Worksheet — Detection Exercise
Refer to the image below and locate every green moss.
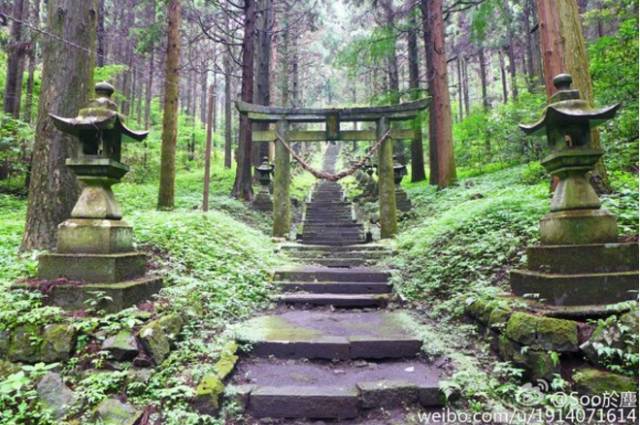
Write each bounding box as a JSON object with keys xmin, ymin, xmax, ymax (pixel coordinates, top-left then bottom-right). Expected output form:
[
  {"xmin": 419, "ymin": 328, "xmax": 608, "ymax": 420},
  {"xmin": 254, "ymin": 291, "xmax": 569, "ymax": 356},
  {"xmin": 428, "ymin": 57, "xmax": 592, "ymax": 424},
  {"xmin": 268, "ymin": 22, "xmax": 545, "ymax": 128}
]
[
  {"xmin": 573, "ymin": 368, "xmax": 637, "ymax": 394},
  {"xmin": 505, "ymin": 312, "xmax": 578, "ymax": 352},
  {"xmin": 41, "ymin": 323, "xmax": 75, "ymax": 362},
  {"xmin": 194, "ymin": 373, "xmax": 225, "ymax": 410},
  {"xmin": 213, "ymin": 341, "xmax": 239, "ymax": 380}
]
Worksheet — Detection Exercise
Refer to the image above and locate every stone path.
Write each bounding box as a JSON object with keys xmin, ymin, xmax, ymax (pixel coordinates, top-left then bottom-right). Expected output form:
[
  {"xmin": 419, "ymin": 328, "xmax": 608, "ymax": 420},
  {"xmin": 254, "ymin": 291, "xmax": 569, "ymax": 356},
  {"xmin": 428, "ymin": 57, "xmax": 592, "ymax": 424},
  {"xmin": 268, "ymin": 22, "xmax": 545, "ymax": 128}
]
[{"xmin": 228, "ymin": 144, "xmax": 443, "ymax": 421}]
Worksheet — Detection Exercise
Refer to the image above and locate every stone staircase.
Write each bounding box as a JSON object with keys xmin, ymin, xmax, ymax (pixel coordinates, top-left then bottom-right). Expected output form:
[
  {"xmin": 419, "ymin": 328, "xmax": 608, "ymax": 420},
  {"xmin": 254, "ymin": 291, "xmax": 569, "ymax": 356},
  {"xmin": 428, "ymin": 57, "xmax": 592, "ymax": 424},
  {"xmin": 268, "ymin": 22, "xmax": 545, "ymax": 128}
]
[{"xmin": 227, "ymin": 145, "xmax": 443, "ymax": 422}]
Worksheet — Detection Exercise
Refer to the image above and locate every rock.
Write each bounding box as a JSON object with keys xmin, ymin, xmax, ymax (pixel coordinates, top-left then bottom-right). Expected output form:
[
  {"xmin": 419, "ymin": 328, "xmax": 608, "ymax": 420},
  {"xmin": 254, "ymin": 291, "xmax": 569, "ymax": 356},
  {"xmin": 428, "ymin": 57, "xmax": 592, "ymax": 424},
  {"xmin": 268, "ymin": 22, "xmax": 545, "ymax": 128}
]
[
  {"xmin": 102, "ymin": 330, "xmax": 139, "ymax": 361},
  {"xmin": 214, "ymin": 341, "xmax": 238, "ymax": 380},
  {"xmin": 357, "ymin": 380, "xmax": 418, "ymax": 408},
  {"xmin": 0, "ymin": 330, "xmax": 10, "ymax": 354},
  {"xmin": 497, "ymin": 335, "xmax": 560, "ymax": 381},
  {"xmin": 505, "ymin": 312, "xmax": 579, "ymax": 352},
  {"xmin": 224, "ymin": 384, "xmax": 254, "ymax": 411},
  {"xmin": 93, "ymin": 398, "xmax": 142, "ymax": 425},
  {"xmin": 0, "ymin": 359, "xmax": 20, "ymax": 379},
  {"xmin": 127, "ymin": 368, "xmax": 154, "ymax": 385},
  {"xmin": 37, "ymin": 372, "xmax": 78, "ymax": 420},
  {"xmin": 572, "ymin": 368, "xmax": 637, "ymax": 394},
  {"xmin": 157, "ymin": 313, "xmax": 184, "ymax": 338},
  {"xmin": 41, "ymin": 324, "xmax": 76, "ymax": 362},
  {"xmin": 8, "ymin": 324, "xmax": 41, "ymax": 363},
  {"xmin": 192, "ymin": 373, "xmax": 225, "ymax": 414},
  {"xmin": 488, "ymin": 306, "xmax": 512, "ymax": 331},
  {"xmin": 138, "ymin": 320, "xmax": 170, "ymax": 364}
]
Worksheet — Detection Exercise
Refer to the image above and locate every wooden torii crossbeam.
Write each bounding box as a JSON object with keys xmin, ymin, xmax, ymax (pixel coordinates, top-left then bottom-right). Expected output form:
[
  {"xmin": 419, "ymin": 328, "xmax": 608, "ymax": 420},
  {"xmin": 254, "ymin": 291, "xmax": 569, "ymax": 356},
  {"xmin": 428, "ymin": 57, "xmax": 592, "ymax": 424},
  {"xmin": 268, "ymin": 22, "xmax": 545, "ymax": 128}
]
[{"xmin": 236, "ymin": 99, "xmax": 429, "ymax": 239}]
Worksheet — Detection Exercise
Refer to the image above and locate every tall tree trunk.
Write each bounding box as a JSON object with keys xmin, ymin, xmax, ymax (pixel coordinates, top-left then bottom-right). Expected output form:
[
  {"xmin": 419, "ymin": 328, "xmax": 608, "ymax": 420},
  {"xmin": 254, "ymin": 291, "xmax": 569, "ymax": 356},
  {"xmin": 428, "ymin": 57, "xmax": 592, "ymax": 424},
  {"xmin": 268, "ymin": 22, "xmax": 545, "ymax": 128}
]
[
  {"xmin": 422, "ymin": 0, "xmax": 456, "ymax": 188},
  {"xmin": 4, "ymin": 0, "xmax": 26, "ymax": 117},
  {"xmin": 23, "ymin": 0, "xmax": 40, "ymax": 124},
  {"xmin": 144, "ymin": 48, "xmax": 154, "ymax": 129},
  {"xmin": 503, "ymin": 0, "xmax": 518, "ymax": 100},
  {"xmin": 523, "ymin": 0, "xmax": 537, "ymax": 89},
  {"xmin": 536, "ymin": 0, "xmax": 609, "ymax": 191},
  {"xmin": 21, "ymin": 0, "xmax": 96, "ymax": 251},
  {"xmin": 97, "ymin": 0, "xmax": 106, "ymax": 66},
  {"xmin": 202, "ymin": 84, "xmax": 215, "ymax": 212},
  {"xmin": 478, "ymin": 47, "xmax": 489, "ymax": 110},
  {"xmin": 255, "ymin": 0, "xmax": 273, "ymax": 164},
  {"xmin": 200, "ymin": 56, "xmax": 209, "ymax": 127},
  {"xmin": 462, "ymin": 56, "xmax": 470, "ymax": 115},
  {"xmin": 499, "ymin": 49, "xmax": 508, "ymax": 104},
  {"xmin": 407, "ymin": 8, "xmax": 426, "ymax": 182},
  {"xmin": 456, "ymin": 57, "xmax": 464, "ymax": 121},
  {"xmin": 232, "ymin": 0, "xmax": 256, "ymax": 200},
  {"xmin": 157, "ymin": 0, "xmax": 181, "ymax": 209},
  {"xmin": 223, "ymin": 41, "xmax": 232, "ymax": 169}
]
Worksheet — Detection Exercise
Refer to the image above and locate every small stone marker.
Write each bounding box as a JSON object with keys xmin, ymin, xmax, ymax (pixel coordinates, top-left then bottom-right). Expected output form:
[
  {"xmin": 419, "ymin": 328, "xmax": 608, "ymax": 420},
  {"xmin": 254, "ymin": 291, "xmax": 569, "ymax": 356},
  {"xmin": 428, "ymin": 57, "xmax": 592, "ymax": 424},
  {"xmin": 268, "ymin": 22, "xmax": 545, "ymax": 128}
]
[
  {"xmin": 253, "ymin": 156, "xmax": 274, "ymax": 211},
  {"xmin": 392, "ymin": 156, "xmax": 412, "ymax": 212},
  {"xmin": 21, "ymin": 82, "xmax": 163, "ymax": 312},
  {"xmin": 511, "ymin": 73, "xmax": 639, "ymax": 306}
]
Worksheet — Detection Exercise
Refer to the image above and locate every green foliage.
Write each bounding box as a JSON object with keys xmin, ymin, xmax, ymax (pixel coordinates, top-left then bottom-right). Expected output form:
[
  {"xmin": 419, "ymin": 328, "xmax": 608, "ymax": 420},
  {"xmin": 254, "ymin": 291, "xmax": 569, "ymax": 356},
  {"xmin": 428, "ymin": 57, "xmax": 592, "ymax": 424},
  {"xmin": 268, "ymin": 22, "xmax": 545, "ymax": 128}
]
[{"xmin": 0, "ymin": 114, "xmax": 34, "ymax": 194}]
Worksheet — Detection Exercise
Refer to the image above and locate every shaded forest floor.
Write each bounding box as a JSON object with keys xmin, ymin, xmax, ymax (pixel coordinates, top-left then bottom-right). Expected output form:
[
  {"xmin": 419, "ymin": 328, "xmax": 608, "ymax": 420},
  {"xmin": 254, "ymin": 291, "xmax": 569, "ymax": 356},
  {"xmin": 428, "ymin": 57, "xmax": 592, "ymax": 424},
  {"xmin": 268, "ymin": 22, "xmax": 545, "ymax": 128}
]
[{"xmin": 0, "ymin": 158, "xmax": 637, "ymax": 423}]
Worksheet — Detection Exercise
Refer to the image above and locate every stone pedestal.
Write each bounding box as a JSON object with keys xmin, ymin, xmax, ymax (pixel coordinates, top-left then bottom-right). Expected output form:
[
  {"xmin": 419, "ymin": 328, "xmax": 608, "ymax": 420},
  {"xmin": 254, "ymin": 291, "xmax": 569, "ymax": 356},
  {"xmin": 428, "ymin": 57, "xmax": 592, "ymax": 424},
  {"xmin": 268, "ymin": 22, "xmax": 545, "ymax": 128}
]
[
  {"xmin": 395, "ymin": 188, "xmax": 412, "ymax": 212},
  {"xmin": 253, "ymin": 189, "xmax": 273, "ymax": 212}
]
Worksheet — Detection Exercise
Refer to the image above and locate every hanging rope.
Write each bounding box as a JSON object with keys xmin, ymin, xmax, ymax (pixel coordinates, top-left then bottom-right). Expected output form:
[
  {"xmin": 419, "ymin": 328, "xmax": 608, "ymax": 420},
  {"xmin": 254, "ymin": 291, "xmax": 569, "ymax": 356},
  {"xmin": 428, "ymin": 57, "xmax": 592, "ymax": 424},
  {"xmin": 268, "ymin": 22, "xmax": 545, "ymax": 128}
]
[{"xmin": 274, "ymin": 129, "xmax": 391, "ymax": 182}]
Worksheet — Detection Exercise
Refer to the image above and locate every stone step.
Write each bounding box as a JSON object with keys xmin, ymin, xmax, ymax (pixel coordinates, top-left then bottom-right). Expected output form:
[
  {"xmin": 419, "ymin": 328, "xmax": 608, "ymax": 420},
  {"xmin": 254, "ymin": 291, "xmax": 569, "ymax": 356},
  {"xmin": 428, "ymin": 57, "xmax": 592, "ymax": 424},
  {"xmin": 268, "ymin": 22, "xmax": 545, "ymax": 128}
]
[
  {"xmin": 286, "ymin": 251, "xmax": 386, "ymax": 259},
  {"xmin": 292, "ymin": 258, "xmax": 376, "ymax": 267},
  {"xmin": 301, "ymin": 239, "xmax": 366, "ymax": 246},
  {"xmin": 274, "ymin": 267, "xmax": 390, "ymax": 282},
  {"xmin": 280, "ymin": 244, "xmax": 389, "ymax": 252},
  {"xmin": 235, "ymin": 310, "xmax": 421, "ymax": 359},
  {"xmin": 228, "ymin": 358, "xmax": 442, "ymax": 419},
  {"xmin": 278, "ymin": 293, "xmax": 390, "ymax": 308},
  {"xmin": 279, "ymin": 281, "xmax": 392, "ymax": 294},
  {"xmin": 303, "ymin": 223, "xmax": 363, "ymax": 228}
]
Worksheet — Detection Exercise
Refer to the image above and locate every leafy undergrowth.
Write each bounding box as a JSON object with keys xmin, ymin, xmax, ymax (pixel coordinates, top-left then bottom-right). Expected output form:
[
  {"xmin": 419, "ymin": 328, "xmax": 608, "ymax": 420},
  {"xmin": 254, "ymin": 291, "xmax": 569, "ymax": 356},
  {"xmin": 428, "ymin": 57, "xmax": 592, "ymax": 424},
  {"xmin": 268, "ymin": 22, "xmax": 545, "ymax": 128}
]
[
  {"xmin": 392, "ymin": 164, "xmax": 639, "ymax": 412},
  {"xmin": 0, "ymin": 168, "xmax": 286, "ymax": 424}
]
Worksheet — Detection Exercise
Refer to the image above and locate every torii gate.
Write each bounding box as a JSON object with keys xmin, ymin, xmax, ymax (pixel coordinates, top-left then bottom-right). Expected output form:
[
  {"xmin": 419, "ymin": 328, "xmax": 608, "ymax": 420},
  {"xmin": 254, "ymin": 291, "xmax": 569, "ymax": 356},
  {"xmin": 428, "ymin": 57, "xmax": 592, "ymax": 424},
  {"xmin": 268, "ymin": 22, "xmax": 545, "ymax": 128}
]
[{"xmin": 237, "ymin": 99, "xmax": 429, "ymax": 239}]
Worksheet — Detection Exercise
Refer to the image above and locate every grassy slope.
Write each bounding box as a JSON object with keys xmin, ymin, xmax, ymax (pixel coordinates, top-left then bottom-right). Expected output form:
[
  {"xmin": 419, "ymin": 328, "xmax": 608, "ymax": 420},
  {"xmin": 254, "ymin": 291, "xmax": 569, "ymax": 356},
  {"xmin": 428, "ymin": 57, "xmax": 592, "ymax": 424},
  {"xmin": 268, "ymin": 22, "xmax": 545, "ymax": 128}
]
[
  {"xmin": 0, "ymin": 164, "xmax": 289, "ymax": 425},
  {"xmin": 390, "ymin": 164, "xmax": 638, "ymax": 411}
]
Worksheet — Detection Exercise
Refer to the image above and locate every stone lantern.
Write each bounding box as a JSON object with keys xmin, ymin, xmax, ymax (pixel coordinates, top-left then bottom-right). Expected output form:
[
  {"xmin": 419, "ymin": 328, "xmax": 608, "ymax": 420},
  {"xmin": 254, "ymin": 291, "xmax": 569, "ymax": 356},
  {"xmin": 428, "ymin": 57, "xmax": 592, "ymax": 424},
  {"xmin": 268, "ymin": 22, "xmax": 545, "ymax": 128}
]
[
  {"xmin": 393, "ymin": 156, "xmax": 411, "ymax": 212},
  {"xmin": 253, "ymin": 156, "xmax": 274, "ymax": 212},
  {"xmin": 510, "ymin": 74, "xmax": 638, "ymax": 307},
  {"xmin": 33, "ymin": 82, "xmax": 162, "ymax": 312}
]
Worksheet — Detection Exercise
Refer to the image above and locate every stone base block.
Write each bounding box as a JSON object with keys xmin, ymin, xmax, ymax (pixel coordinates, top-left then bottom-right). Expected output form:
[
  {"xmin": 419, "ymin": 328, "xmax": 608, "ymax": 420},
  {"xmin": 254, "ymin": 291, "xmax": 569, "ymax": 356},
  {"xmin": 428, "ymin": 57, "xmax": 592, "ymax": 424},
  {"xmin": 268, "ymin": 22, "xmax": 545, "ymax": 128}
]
[
  {"xmin": 395, "ymin": 189, "xmax": 412, "ymax": 212},
  {"xmin": 510, "ymin": 269, "xmax": 639, "ymax": 306},
  {"xmin": 252, "ymin": 191, "xmax": 273, "ymax": 212},
  {"xmin": 38, "ymin": 252, "xmax": 146, "ymax": 283},
  {"xmin": 14, "ymin": 276, "xmax": 163, "ymax": 313},
  {"xmin": 57, "ymin": 219, "xmax": 134, "ymax": 254},
  {"xmin": 540, "ymin": 209, "xmax": 618, "ymax": 245},
  {"xmin": 527, "ymin": 242, "xmax": 638, "ymax": 274}
]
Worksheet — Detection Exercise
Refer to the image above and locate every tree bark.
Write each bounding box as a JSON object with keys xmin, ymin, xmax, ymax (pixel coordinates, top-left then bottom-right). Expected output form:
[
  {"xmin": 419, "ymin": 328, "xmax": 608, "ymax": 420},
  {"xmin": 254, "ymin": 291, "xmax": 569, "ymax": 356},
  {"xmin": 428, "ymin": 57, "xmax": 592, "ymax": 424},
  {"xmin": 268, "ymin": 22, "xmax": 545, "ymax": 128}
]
[
  {"xmin": 407, "ymin": 8, "xmax": 426, "ymax": 182},
  {"xmin": 23, "ymin": 0, "xmax": 40, "ymax": 124},
  {"xmin": 157, "ymin": 0, "xmax": 181, "ymax": 209},
  {"xmin": 223, "ymin": 37, "xmax": 233, "ymax": 169},
  {"xmin": 478, "ymin": 47, "xmax": 489, "ymax": 110},
  {"xmin": 254, "ymin": 0, "xmax": 273, "ymax": 165},
  {"xmin": 499, "ymin": 49, "xmax": 508, "ymax": 104},
  {"xmin": 4, "ymin": 0, "xmax": 27, "ymax": 117},
  {"xmin": 21, "ymin": 0, "xmax": 96, "ymax": 251},
  {"xmin": 232, "ymin": 0, "xmax": 256, "ymax": 200},
  {"xmin": 97, "ymin": 0, "xmax": 106, "ymax": 66},
  {"xmin": 536, "ymin": 0, "xmax": 609, "ymax": 191},
  {"xmin": 422, "ymin": 0, "xmax": 456, "ymax": 188},
  {"xmin": 202, "ymin": 84, "xmax": 215, "ymax": 212}
]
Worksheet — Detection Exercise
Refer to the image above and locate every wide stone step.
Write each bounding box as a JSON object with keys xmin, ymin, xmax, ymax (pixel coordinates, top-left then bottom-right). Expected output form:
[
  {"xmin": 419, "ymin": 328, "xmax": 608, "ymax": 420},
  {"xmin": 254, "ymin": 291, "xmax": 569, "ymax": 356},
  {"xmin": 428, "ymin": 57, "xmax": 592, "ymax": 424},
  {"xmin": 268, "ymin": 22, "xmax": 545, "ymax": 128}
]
[
  {"xmin": 301, "ymin": 239, "xmax": 366, "ymax": 246},
  {"xmin": 228, "ymin": 358, "xmax": 442, "ymax": 419},
  {"xmin": 281, "ymin": 243, "xmax": 389, "ymax": 252},
  {"xmin": 286, "ymin": 251, "xmax": 386, "ymax": 259},
  {"xmin": 234, "ymin": 310, "xmax": 421, "ymax": 359},
  {"xmin": 274, "ymin": 267, "xmax": 390, "ymax": 282},
  {"xmin": 278, "ymin": 293, "xmax": 390, "ymax": 308},
  {"xmin": 280, "ymin": 281, "xmax": 392, "ymax": 294},
  {"xmin": 293, "ymin": 258, "xmax": 376, "ymax": 267}
]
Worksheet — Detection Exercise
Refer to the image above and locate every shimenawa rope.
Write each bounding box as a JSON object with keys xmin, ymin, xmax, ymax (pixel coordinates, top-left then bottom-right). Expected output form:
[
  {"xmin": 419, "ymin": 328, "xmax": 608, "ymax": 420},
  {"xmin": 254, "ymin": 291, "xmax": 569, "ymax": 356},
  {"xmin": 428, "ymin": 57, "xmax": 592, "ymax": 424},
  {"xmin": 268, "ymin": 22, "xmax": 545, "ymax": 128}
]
[{"xmin": 274, "ymin": 129, "xmax": 391, "ymax": 182}]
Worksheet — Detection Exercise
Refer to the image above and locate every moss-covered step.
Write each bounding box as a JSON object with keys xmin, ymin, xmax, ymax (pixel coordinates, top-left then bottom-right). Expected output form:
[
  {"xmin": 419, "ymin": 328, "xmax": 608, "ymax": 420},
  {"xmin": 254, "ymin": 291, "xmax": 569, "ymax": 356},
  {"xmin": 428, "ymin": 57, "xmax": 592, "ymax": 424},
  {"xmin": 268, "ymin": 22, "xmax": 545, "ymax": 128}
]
[
  {"xmin": 572, "ymin": 368, "xmax": 637, "ymax": 394},
  {"xmin": 526, "ymin": 242, "xmax": 638, "ymax": 274},
  {"xmin": 510, "ymin": 269, "xmax": 638, "ymax": 306},
  {"xmin": 279, "ymin": 281, "xmax": 392, "ymax": 294},
  {"xmin": 14, "ymin": 276, "xmax": 163, "ymax": 313},
  {"xmin": 277, "ymin": 293, "xmax": 390, "ymax": 308},
  {"xmin": 234, "ymin": 310, "xmax": 422, "ymax": 359},
  {"xmin": 274, "ymin": 267, "xmax": 391, "ymax": 283},
  {"xmin": 228, "ymin": 357, "xmax": 442, "ymax": 419},
  {"xmin": 504, "ymin": 311, "xmax": 579, "ymax": 352},
  {"xmin": 38, "ymin": 252, "xmax": 147, "ymax": 283}
]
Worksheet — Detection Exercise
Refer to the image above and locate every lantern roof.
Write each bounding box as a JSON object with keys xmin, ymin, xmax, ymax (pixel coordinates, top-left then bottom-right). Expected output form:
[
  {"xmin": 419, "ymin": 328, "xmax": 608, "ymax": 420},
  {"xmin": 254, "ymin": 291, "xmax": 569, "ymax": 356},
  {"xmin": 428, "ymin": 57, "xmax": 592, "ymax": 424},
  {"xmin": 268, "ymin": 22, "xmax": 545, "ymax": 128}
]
[
  {"xmin": 49, "ymin": 82, "xmax": 149, "ymax": 142},
  {"xmin": 519, "ymin": 74, "xmax": 620, "ymax": 136}
]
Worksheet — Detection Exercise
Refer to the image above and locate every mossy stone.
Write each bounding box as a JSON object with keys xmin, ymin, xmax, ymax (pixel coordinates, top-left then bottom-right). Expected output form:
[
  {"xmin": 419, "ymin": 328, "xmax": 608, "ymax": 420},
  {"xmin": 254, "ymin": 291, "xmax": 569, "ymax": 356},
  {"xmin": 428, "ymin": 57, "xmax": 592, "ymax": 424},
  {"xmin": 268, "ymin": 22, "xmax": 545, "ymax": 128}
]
[
  {"xmin": 497, "ymin": 335, "xmax": 560, "ymax": 381},
  {"xmin": 102, "ymin": 330, "xmax": 138, "ymax": 361},
  {"xmin": 0, "ymin": 330, "xmax": 10, "ymax": 355},
  {"xmin": 193, "ymin": 373, "xmax": 225, "ymax": 413},
  {"xmin": 157, "ymin": 313, "xmax": 183, "ymax": 337},
  {"xmin": 41, "ymin": 324, "xmax": 76, "ymax": 362},
  {"xmin": 8, "ymin": 324, "xmax": 41, "ymax": 363},
  {"xmin": 139, "ymin": 320, "xmax": 170, "ymax": 364},
  {"xmin": 505, "ymin": 312, "xmax": 578, "ymax": 352},
  {"xmin": 0, "ymin": 359, "xmax": 20, "ymax": 379},
  {"xmin": 488, "ymin": 307, "xmax": 512, "ymax": 331},
  {"xmin": 37, "ymin": 372, "xmax": 78, "ymax": 420},
  {"xmin": 92, "ymin": 398, "xmax": 141, "ymax": 425},
  {"xmin": 572, "ymin": 368, "xmax": 637, "ymax": 394},
  {"xmin": 214, "ymin": 341, "xmax": 238, "ymax": 380}
]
